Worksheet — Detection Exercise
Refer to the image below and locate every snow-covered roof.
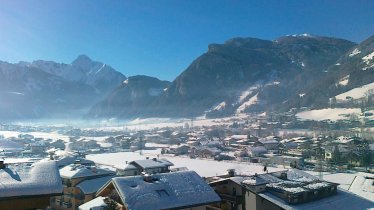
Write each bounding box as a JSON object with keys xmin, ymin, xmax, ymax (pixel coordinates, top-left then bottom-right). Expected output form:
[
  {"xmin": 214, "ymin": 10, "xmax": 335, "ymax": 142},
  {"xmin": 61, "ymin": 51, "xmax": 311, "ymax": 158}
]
[
  {"xmin": 286, "ymin": 169, "xmax": 320, "ymax": 183},
  {"xmin": 229, "ymin": 135, "xmax": 248, "ymax": 140},
  {"xmin": 118, "ymin": 163, "xmax": 138, "ymax": 171},
  {"xmin": 130, "ymin": 158, "xmax": 174, "ymax": 170},
  {"xmin": 248, "ymin": 146, "xmax": 268, "ymax": 153},
  {"xmin": 235, "ymin": 176, "xmax": 268, "ymax": 186},
  {"xmin": 59, "ymin": 164, "xmax": 114, "ymax": 179},
  {"xmin": 76, "ymin": 175, "xmax": 115, "ymax": 194},
  {"xmin": 0, "ymin": 161, "xmax": 63, "ymax": 198},
  {"xmin": 55, "ymin": 155, "xmax": 94, "ymax": 168},
  {"xmin": 258, "ymin": 139, "xmax": 279, "ymax": 144},
  {"xmin": 258, "ymin": 189, "xmax": 374, "ymax": 210},
  {"xmin": 78, "ymin": 196, "xmax": 106, "ymax": 210},
  {"xmin": 109, "ymin": 171, "xmax": 221, "ymax": 210},
  {"xmin": 348, "ymin": 172, "xmax": 374, "ymax": 202}
]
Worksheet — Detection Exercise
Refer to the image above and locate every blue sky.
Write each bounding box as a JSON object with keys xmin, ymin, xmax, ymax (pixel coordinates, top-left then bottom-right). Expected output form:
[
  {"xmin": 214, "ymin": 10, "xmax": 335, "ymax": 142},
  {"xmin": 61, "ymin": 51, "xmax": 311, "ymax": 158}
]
[{"xmin": 0, "ymin": 0, "xmax": 373, "ymax": 81}]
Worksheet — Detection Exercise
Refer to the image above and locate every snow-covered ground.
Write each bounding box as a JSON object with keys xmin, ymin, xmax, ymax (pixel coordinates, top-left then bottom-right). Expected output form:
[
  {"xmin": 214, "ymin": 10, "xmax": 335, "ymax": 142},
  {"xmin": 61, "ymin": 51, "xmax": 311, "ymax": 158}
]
[
  {"xmin": 296, "ymin": 108, "xmax": 362, "ymax": 121},
  {"xmin": 87, "ymin": 151, "xmax": 366, "ymax": 192},
  {"xmin": 87, "ymin": 151, "xmax": 282, "ymax": 177},
  {"xmin": 0, "ymin": 131, "xmax": 70, "ymax": 142},
  {"xmin": 236, "ymin": 93, "xmax": 258, "ymax": 114},
  {"xmin": 335, "ymin": 82, "xmax": 374, "ymax": 101},
  {"xmin": 362, "ymin": 52, "xmax": 374, "ymax": 64},
  {"xmin": 349, "ymin": 48, "xmax": 361, "ymax": 57},
  {"xmin": 85, "ymin": 115, "xmax": 247, "ymax": 131},
  {"xmin": 338, "ymin": 75, "xmax": 349, "ymax": 86}
]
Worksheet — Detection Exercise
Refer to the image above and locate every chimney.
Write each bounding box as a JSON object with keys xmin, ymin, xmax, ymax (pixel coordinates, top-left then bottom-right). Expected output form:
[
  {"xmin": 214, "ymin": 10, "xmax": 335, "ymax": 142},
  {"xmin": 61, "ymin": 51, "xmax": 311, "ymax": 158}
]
[
  {"xmin": 227, "ymin": 169, "xmax": 235, "ymax": 177},
  {"xmin": 0, "ymin": 160, "xmax": 5, "ymax": 169},
  {"xmin": 143, "ymin": 174, "xmax": 154, "ymax": 182},
  {"xmin": 280, "ymin": 172, "xmax": 287, "ymax": 180}
]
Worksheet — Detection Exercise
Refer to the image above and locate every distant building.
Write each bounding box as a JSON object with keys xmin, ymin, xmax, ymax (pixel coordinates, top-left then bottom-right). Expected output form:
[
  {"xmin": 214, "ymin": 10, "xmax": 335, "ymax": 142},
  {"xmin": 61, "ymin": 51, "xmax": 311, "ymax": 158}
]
[
  {"xmin": 0, "ymin": 160, "xmax": 63, "ymax": 210},
  {"xmin": 116, "ymin": 158, "xmax": 174, "ymax": 176},
  {"xmin": 96, "ymin": 171, "xmax": 221, "ymax": 210}
]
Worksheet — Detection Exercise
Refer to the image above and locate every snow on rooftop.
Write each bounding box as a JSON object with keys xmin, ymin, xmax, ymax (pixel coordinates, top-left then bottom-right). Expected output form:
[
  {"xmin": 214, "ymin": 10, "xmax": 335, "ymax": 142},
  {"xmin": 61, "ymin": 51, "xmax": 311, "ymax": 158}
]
[
  {"xmin": 296, "ymin": 108, "xmax": 361, "ymax": 121},
  {"xmin": 111, "ymin": 171, "xmax": 221, "ymax": 210},
  {"xmin": 0, "ymin": 161, "xmax": 63, "ymax": 198},
  {"xmin": 59, "ymin": 164, "xmax": 114, "ymax": 179},
  {"xmin": 287, "ymin": 169, "xmax": 320, "ymax": 183},
  {"xmin": 307, "ymin": 171, "xmax": 358, "ymax": 190},
  {"xmin": 55, "ymin": 155, "xmax": 94, "ymax": 168},
  {"xmin": 304, "ymin": 182, "xmax": 331, "ymax": 190},
  {"xmin": 76, "ymin": 175, "xmax": 115, "ymax": 194},
  {"xmin": 348, "ymin": 172, "xmax": 374, "ymax": 202},
  {"xmin": 131, "ymin": 158, "xmax": 174, "ymax": 169},
  {"xmin": 259, "ymin": 189, "xmax": 374, "ymax": 210},
  {"xmin": 335, "ymin": 82, "xmax": 374, "ymax": 101},
  {"xmin": 78, "ymin": 196, "xmax": 106, "ymax": 210}
]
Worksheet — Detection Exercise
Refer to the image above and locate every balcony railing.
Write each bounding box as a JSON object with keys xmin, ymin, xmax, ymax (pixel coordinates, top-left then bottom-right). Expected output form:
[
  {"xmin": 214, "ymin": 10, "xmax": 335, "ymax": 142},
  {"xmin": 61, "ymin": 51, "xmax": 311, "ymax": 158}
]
[{"xmin": 219, "ymin": 193, "xmax": 242, "ymax": 204}]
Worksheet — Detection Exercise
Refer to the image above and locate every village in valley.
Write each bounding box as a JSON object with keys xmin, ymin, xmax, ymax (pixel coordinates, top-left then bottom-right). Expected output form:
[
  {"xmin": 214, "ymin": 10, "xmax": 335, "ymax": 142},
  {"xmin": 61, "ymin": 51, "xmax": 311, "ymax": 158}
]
[{"xmin": 0, "ymin": 108, "xmax": 373, "ymax": 210}]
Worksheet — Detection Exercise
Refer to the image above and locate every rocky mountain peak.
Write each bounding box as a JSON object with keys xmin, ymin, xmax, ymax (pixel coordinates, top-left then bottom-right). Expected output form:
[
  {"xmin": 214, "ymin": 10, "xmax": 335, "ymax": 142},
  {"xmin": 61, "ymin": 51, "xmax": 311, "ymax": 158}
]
[{"xmin": 72, "ymin": 54, "xmax": 94, "ymax": 68}]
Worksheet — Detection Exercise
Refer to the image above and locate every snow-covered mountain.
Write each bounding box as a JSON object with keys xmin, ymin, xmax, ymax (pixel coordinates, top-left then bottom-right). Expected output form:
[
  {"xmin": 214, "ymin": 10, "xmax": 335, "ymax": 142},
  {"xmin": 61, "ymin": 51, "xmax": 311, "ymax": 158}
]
[
  {"xmin": 0, "ymin": 55, "xmax": 126, "ymax": 119},
  {"xmin": 30, "ymin": 55, "xmax": 126, "ymax": 95},
  {"xmin": 87, "ymin": 75, "xmax": 171, "ymax": 118},
  {"xmin": 286, "ymin": 35, "xmax": 374, "ymax": 110},
  {"xmin": 88, "ymin": 34, "xmax": 366, "ymax": 119}
]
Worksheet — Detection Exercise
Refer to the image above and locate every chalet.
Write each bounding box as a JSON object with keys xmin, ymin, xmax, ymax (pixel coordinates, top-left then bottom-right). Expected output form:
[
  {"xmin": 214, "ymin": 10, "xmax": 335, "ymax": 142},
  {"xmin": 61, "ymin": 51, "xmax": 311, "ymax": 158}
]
[
  {"xmin": 0, "ymin": 160, "xmax": 63, "ymax": 210},
  {"xmin": 96, "ymin": 171, "xmax": 221, "ymax": 210},
  {"xmin": 247, "ymin": 146, "xmax": 267, "ymax": 157},
  {"xmin": 195, "ymin": 147, "xmax": 222, "ymax": 158},
  {"xmin": 51, "ymin": 163, "xmax": 115, "ymax": 210},
  {"xmin": 116, "ymin": 158, "xmax": 174, "ymax": 176},
  {"xmin": 254, "ymin": 138, "xmax": 279, "ymax": 150},
  {"xmin": 168, "ymin": 145, "xmax": 190, "ymax": 155}
]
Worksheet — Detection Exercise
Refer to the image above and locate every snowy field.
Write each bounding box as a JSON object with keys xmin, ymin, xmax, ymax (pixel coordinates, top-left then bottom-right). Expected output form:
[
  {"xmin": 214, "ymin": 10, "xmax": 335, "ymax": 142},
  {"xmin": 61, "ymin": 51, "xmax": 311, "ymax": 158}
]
[
  {"xmin": 335, "ymin": 82, "xmax": 374, "ymax": 101},
  {"xmin": 87, "ymin": 151, "xmax": 282, "ymax": 177},
  {"xmin": 84, "ymin": 115, "xmax": 246, "ymax": 131},
  {"xmin": 0, "ymin": 130, "xmax": 70, "ymax": 142},
  {"xmin": 296, "ymin": 108, "xmax": 362, "ymax": 121},
  {"xmin": 86, "ymin": 151, "xmax": 362, "ymax": 189}
]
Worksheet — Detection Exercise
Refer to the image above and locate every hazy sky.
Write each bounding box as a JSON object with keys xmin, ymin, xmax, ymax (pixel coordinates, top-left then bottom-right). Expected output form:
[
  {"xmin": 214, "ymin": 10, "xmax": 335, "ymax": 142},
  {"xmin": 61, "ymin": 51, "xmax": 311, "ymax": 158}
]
[{"xmin": 0, "ymin": 0, "xmax": 373, "ymax": 81}]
